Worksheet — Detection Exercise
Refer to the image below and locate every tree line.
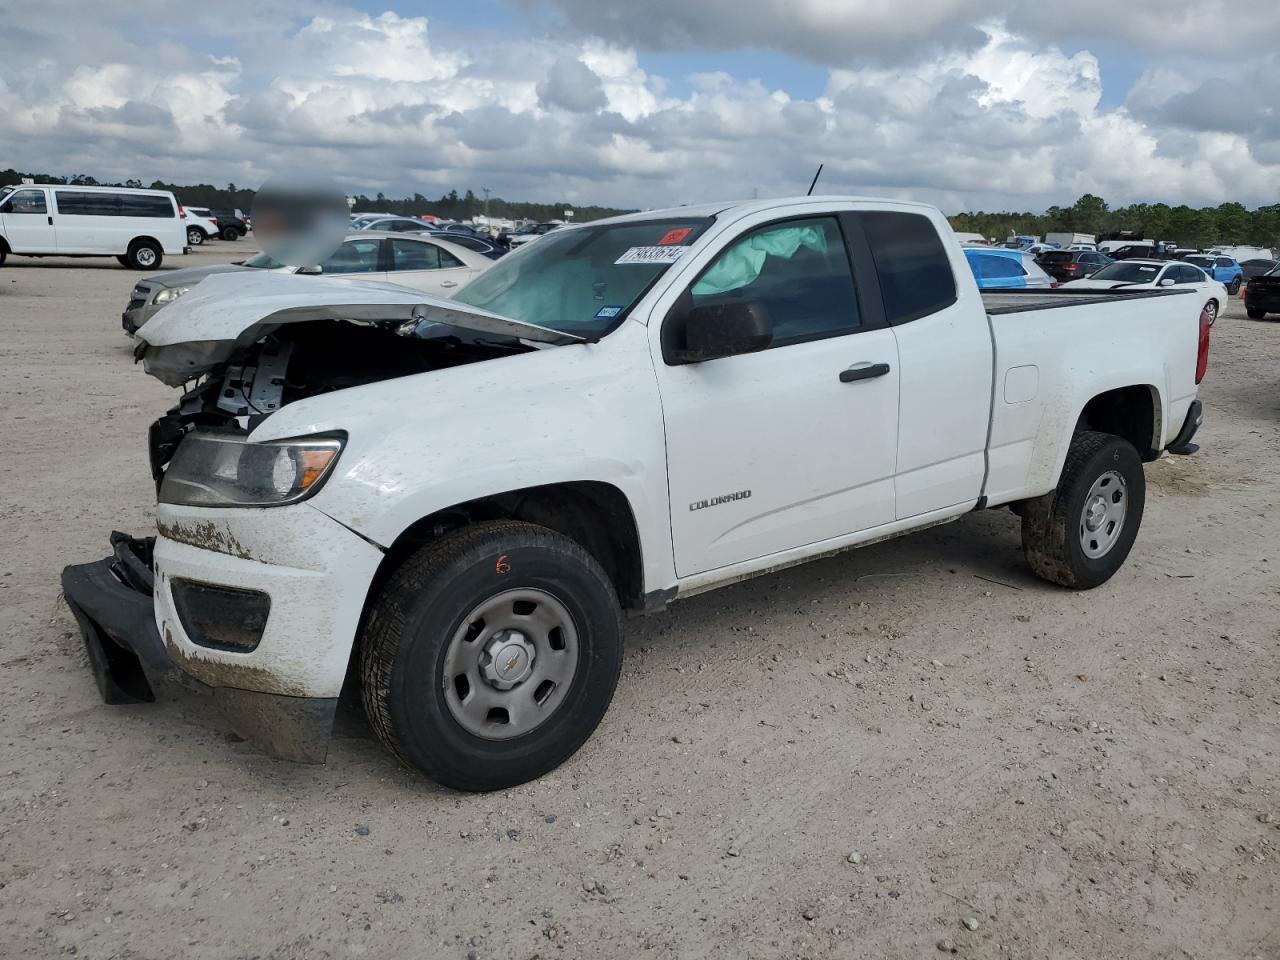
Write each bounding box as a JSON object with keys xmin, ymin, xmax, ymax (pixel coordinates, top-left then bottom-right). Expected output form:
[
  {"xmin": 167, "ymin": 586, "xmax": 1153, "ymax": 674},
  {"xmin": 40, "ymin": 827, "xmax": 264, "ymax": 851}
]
[
  {"xmin": 5, "ymin": 169, "xmax": 1276, "ymax": 247},
  {"xmin": 949, "ymin": 193, "xmax": 1280, "ymax": 251},
  {"xmin": 0, "ymin": 169, "xmax": 634, "ymax": 223}
]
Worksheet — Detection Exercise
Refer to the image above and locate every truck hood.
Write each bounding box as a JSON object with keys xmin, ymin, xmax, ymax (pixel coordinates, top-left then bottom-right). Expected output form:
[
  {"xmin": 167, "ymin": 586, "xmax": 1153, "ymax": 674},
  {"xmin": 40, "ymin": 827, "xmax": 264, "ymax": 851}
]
[{"xmin": 135, "ymin": 271, "xmax": 582, "ymax": 386}]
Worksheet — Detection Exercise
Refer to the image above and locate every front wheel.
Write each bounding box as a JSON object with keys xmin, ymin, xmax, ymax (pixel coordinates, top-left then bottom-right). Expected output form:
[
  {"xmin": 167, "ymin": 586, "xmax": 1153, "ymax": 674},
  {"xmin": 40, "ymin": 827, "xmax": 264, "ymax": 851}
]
[
  {"xmin": 360, "ymin": 520, "xmax": 623, "ymax": 792},
  {"xmin": 1021, "ymin": 431, "xmax": 1145, "ymax": 589}
]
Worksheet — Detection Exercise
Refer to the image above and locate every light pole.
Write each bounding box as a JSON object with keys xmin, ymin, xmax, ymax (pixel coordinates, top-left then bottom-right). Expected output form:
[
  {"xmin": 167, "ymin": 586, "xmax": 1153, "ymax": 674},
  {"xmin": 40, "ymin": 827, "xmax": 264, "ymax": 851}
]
[{"xmin": 482, "ymin": 187, "xmax": 491, "ymax": 224}]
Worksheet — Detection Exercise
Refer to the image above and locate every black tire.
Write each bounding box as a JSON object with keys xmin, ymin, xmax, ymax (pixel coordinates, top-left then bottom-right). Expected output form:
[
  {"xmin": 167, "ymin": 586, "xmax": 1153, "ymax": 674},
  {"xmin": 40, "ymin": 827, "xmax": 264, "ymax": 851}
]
[
  {"xmin": 360, "ymin": 520, "xmax": 623, "ymax": 792},
  {"xmin": 186, "ymin": 227, "xmax": 204, "ymax": 246},
  {"xmin": 1247, "ymin": 307, "xmax": 1266, "ymax": 320},
  {"xmin": 1021, "ymin": 431, "xmax": 1145, "ymax": 590},
  {"xmin": 0, "ymin": 248, "xmax": 6, "ymax": 268},
  {"xmin": 116, "ymin": 255, "xmax": 129, "ymax": 267},
  {"xmin": 220, "ymin": 226, "xmax": 239, "ymax": 241},
  {"xmin": 1228, "ymin": 278, "xmax": 1241, "ymax": 295},
  {"xmin": 125, "ymin": 240, "xmax": 162, "ymax": 271}
]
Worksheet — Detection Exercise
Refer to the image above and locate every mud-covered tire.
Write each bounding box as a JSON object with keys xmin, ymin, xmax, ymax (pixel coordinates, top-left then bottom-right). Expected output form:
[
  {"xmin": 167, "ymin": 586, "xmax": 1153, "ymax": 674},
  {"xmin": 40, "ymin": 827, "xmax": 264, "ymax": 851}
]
[
  {"xmin": 124, "ymin": 240, "xmax": 162, "ymax": 270},
  {"xmin": 360, "ymin": 520, "xmax": 623, "ymax": 792},
  {"xmin": 1021, "ymin": 431, "xmax": 1145, "ymax": 590}
]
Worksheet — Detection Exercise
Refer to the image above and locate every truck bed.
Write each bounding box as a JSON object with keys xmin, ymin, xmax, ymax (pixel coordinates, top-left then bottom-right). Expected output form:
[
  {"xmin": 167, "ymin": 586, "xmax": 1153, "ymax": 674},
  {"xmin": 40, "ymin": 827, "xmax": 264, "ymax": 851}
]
[{"xmin": 981, "ymin": 288, "xmax": 1191, "ymax": 315}]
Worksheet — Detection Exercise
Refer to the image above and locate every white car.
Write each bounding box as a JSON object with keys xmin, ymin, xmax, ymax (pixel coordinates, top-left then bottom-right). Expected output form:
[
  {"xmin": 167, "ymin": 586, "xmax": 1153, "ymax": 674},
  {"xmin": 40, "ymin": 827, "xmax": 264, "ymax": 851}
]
[
  {"xmin": 0, "ymin": 183, "xmax": 187, "ymax": 270},
  {"xmin": 1064, "ymin": 259, "xmax": 1229, "ymax": 324},
  {"xmin": 65, "ymin": 196, "xmax": 1209, "ymax": 791},
  {"xmin": 121, "ymin": 231, "xmax": 493, "ymax": 332},
  {"xmin": 182, "ymin": 207, "xmax": 222, "ymax": 246}
]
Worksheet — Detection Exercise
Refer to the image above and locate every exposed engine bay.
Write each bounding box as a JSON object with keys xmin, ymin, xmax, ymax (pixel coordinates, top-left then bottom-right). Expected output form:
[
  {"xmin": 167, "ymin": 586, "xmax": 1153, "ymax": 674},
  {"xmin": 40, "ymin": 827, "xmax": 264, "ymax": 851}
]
[{"xmin": 146, "ymin": 320, "xmax": 533, "ymax": 490}]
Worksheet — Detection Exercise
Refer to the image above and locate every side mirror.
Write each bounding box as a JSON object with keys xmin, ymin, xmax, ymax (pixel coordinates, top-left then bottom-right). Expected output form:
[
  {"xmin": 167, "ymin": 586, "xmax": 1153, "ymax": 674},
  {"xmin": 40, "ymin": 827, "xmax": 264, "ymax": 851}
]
[
  {"xmin": 1159, "ymin": 277, "xmax": 1176, "ymax": 287},
  {"xmin": 296, "ymin": 265, "xmax": 323, "ymax": 275},
  {"xmin": 671, "ymin": 300, "xmax": 772, "ymax": 363}
]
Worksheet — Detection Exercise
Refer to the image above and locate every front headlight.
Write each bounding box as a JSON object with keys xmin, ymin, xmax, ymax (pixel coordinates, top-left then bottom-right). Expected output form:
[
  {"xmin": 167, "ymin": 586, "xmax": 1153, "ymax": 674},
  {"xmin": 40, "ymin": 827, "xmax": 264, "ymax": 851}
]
[
  {"xmin": 159, "ymin": 433, "xmax": 345, "ymax": 508},
  {"xmin": 153, "ymin": 285, "xmax": 193, "ymax": 305}
]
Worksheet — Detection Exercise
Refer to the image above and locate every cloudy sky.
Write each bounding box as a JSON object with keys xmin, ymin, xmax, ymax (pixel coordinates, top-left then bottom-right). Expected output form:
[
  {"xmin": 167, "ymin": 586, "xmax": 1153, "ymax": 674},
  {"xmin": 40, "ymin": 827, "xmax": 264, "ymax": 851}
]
[{"xmin": 2, "ymin": 1, "xmax": 1278, "ymax": 213}]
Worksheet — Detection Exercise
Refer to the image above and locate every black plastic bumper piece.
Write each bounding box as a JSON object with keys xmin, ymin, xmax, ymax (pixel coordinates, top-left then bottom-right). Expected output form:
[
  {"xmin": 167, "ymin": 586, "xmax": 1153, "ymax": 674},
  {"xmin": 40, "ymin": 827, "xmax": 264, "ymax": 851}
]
[
  {"xmin": 61, "ymin": 534, "xmax": 336, "ymax": 763},
  {"xmin": 1167, "ymin": 399, "xmax": 1203, "ymax": 456}
]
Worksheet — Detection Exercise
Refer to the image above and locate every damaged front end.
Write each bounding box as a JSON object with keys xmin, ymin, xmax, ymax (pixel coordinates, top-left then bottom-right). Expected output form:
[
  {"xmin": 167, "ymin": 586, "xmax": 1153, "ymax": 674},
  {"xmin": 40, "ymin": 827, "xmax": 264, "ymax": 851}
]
[{"xmin": 63, "ymin": 272, "xmax": 582, "ymax": 763}]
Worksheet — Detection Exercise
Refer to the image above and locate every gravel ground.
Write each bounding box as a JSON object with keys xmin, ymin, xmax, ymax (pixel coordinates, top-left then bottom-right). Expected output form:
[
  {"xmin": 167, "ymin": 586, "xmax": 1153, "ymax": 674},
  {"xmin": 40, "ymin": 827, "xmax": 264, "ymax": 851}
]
[{"xmin": 1, "ymin": 245, "xmax": 1278, "ymax": 960}]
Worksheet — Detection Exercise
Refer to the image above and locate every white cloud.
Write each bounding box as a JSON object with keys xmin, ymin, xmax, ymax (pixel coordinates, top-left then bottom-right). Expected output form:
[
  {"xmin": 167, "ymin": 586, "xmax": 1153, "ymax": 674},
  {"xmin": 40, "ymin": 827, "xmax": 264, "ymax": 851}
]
[{"xmin": 1, "ymin": 2, "xmax": 1278, "ymax": 212}]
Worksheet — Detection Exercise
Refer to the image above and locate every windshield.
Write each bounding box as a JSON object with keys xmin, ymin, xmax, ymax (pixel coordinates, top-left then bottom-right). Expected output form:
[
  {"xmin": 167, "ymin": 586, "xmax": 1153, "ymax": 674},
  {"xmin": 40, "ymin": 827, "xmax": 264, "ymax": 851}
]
[
  {"xmin": 1268, "ymin": 264, "xmax": 1280, "ymax": 277},
  {"xmin": 513, "ymin": 223, "xmax": 542, "ymax": 235},
  {"xmin": 453, "ymin": 218, "xmax": 712, "ymax": 337},
  {"xmin": 1090, "ymin": 262, "xmax": 1162, "ymax": 283},
  {"xmin": 1039, "ymin": 252, "xmax": 1073, "ymax": 263}
]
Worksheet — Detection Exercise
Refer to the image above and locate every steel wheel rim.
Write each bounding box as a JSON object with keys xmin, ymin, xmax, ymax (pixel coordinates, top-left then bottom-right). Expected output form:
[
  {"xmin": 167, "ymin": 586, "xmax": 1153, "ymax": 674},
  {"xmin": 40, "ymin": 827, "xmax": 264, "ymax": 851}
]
[
  {"xmin": 442, "ymin": 588, "xmax": 580, "ymax": 740},
  {"xmin": 137, "ymin": 247, "xmax": 157, "ymax": 265},
  {"xmin": 1079, "ymin": 469, "xmax": 1127, "ymax": 559}
]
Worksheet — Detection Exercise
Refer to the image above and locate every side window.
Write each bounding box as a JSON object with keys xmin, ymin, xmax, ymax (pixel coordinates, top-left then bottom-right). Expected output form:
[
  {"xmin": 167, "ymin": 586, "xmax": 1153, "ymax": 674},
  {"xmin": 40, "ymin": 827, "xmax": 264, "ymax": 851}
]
[
  {"xmin": 391, "ymin": 239, "xmax": 439, "ymax": 271},
  {"xmin": 859, "ymin": 212, "xmax": 957, "ymax": 324},
  {"xmin": 1181, "ymin": 265, "xmax": 1204, "ymax": 284},
  {"xmin": 687, "ymin": 216, "xmax": 860, "ymax": 347},
  {"xmin": 6, "ymin": 189, "xmax": 47, "ymax": 214},
  {"xmin": 321, "ymin": 238, "xmax": 383, "ymax": 274},
  {"xmin": 983, "ymin": 256, "xmax": 1026, "ymax": 279}
]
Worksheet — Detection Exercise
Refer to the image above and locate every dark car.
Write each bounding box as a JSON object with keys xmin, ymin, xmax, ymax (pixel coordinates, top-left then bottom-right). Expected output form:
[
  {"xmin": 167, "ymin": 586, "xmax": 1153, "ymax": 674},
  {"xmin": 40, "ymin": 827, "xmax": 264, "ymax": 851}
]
[
  {"xmin": 1110, "ymin": 244, "xmax": 1158, "ymax": 261},
  {"xmin": 1241, "ymin": 258, "xmax": 1279, "ymax": 280},
  {"xmin": 426, "ymin": 230, "xmax": 506, "ymax": 260},
  {"xmin": 211, "ymin": 209, "xmax": 249, "ymax": 240},
  {"xmin": 1245, "ymin": 263, "xmax": 1280, "ymax": 320},
  {"xmin": 1037, "ymin": 250, "xmax": 1112, "ymax": 283}
]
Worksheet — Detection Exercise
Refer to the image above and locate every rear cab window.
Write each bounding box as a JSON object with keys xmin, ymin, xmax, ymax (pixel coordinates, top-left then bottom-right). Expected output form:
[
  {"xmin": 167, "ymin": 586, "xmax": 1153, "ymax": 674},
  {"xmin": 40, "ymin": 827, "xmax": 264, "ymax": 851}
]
[{"xmin": 857, "ymin": 211, "xmax": 957, "ymax": 324}]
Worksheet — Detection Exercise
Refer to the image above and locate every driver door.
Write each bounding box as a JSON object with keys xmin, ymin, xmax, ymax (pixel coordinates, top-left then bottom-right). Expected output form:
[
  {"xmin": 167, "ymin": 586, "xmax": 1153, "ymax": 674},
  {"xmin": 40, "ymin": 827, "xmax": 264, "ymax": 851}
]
[
  {"xmin": 652, "ymin": 214, "xmax": 900, "ymax": 578},
  {"xmin": 1, "ymin": 187, "xmax": 56, "ymax": 253}
]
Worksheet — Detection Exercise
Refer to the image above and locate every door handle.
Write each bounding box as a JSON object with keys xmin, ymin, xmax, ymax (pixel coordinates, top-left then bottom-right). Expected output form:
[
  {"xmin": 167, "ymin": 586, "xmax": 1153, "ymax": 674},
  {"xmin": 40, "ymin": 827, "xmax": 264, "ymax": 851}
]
[
  {"xmin": 48, "ymin": 216, "xmax": 53, "ymax": 225},
  {"xmin": 839, "ymin": 362, "xmax": 891, "ymax": 383},
  {"xmin": 440, "ymin": 279, "xmax": 458, "ymax": 288}
]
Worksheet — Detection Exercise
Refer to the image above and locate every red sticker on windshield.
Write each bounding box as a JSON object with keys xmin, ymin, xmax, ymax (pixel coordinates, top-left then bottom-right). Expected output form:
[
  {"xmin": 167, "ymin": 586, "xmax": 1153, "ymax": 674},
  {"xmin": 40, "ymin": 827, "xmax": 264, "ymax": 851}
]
[{"xmin": 657, "ymin": 227, "xmax": 693, "ymax": 246}]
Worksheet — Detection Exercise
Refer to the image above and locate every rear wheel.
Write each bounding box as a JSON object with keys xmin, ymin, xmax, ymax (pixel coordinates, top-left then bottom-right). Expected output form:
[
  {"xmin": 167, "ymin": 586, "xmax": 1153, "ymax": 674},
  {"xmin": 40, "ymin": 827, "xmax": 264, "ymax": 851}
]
[
  {"xmin": 0, "ymin": 248, "xmax": 6, "ymax": 267},
  {"xmin": 124, "ymin": 240, "xmax": 162, "ymax": 270},
  {"xmin": 1203, "ymin": 299, "xmax": 1218, "ymax": 326},
  {"xmin": 186, "ymin": 227, "xmax": 204, "ymax": 246},
  {"xmin": 220, "ymin": 226, "xmax": 239, "ymax": 241},
  {"xmin": 360, "ymin": 520, "xmax": 623, "ymax": 792},
  {"xmin": 1247, "ymin": 307, "xmax": 1267, "ymax": 320},
  {"xmin": 1228, "ymin": 278, "xmax": 1241, "ymax": 295},
  {"xmin": 1021, "ymin": 431, "xmax": 1145, "ymax": 589}
]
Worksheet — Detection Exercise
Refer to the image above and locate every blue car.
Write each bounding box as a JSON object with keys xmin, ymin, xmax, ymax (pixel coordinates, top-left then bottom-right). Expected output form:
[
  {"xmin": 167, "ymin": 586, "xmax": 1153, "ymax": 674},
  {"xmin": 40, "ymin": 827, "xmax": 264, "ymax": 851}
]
[
  {"xmin": 1182, "ymin": 254, "xmax": 1244, "ymax": 294},
  {"xmin": 964, "ymin": 247, "xmax": 1056, "ymax": 290}
]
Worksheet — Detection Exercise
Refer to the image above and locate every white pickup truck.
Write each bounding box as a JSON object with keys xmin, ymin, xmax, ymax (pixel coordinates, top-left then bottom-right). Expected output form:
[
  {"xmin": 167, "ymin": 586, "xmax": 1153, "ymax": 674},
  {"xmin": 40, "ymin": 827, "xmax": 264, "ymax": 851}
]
[{"xmin": 63, "ymin": 196, "xmax": 1210, "ymax": 791}]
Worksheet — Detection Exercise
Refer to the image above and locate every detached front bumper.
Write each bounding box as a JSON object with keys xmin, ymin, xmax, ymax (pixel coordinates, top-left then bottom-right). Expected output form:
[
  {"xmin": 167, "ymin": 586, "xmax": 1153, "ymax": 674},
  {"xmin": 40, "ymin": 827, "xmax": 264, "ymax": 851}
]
[{"xmin": 62, "ymin": 507, "xmax": 385, "ymax": 762}]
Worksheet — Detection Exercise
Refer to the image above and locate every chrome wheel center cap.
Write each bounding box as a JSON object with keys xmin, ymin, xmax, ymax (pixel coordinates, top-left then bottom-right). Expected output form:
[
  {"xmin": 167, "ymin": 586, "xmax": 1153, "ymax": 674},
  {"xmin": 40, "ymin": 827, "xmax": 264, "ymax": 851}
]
[
  {"xmin": 1085, "ymin": 496, "xmax": 1107, "ymax": 531},
  {"xmin": 480, "ymin": 630, "xmax": 536, "ymax": 690}
]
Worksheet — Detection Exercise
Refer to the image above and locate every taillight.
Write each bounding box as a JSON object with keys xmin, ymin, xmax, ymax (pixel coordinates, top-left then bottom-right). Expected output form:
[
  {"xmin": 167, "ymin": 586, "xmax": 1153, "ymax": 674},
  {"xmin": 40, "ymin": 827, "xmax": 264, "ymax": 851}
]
[
  {"xmin": 178, "ymin": 204, "xmax": 187, "ymax": 219},
  {"xmin": 1050, "ymin": 281, "xmax": 1060, "ymax": 288},
  {"xmin": 1195, "ymin": 305, "xmax": 1212, "ymax": 384},
  {"xmin": 1063, "ymin": 263, "xmax": 1079, "ymax": 271}
]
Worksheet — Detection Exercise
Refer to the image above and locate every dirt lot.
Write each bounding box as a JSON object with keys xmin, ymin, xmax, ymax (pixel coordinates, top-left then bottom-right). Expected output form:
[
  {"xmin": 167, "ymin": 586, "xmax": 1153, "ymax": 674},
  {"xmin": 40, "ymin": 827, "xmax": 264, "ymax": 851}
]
[{"xmin": 1, "ymin": 245, "xmax": 1278, "ymax": 960}]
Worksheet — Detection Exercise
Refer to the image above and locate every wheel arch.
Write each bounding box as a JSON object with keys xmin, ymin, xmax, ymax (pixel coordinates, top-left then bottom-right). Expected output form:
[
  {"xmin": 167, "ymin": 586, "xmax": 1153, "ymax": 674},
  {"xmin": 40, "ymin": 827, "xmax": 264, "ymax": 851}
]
[
  {"xmin": 128, "ymin": 235, "xmax": 164, "ymax": 251},
  {"xmin": 1076, "ymin": 383, "xmax": 1163, "ymax": 462},
  {"xmin": 361, "ymin": 480, "xmax": 646, "ymax": 621}
]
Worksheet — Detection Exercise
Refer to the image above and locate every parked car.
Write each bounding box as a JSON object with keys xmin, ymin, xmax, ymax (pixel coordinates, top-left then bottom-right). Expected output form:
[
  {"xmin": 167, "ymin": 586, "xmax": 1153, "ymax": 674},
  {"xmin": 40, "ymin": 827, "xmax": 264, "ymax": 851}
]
[
  {"xmin": 121, "ymin": 231, "xmax": 491, "ymax": 332},
  {"xmin": 425, "ymin": 230, "xmax": 506, "ymax": 260},
  {"xmin": 1065, "ymin": 259, "xmax": 1228, "ymax": 324},
  {"xmin": 181, "ymin": 207, "xmax": 222, "ymax": 246},
  {"xmin": 357, "ymin": 216, "xmax": 444, "ymax": 234},
  {"xmin": 66, "ymin": 196, "xmax": 1209, "ymax": 791},
  {"xmin": 964, "ymin": 247, "xmax": 1055, "ymax": 289},
  {"xmin": 1241, "ymin": 258, "xmax": 1279, "ymax": 280},
  {"xmin": 506, "ymin": 221, "xmax": 563, "ymax": 247},
  {"xmin": 1037, "ymin": 250, "xmax": 1113, "ymax": 283},
  {"xmin": 1245, "ymin": 263, "xmax": 1280, "ymax": 319},
  {"xmin": 0, "ymin": 183, "xmax": 187, "ymax": 269},
  {"xmin": 1181, "ymin": 254, "xmax": 1244, "ymax": 294},
  {"xmin": 211, "ymin": 209, "xmax": 249, "ymax": 240}
]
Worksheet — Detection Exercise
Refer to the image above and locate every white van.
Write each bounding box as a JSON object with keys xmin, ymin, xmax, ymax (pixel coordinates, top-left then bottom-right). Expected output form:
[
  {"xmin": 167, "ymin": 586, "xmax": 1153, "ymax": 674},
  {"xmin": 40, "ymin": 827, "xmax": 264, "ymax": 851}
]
[{"xmin": 0, "ymin": 184, "xmax": 188, "ymax": 270}]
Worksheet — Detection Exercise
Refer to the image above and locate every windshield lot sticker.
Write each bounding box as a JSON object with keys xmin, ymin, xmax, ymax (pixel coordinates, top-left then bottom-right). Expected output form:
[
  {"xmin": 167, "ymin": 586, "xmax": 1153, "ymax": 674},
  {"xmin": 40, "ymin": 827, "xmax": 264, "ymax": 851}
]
[
  {"xmin": 594, "ymin": 305, "xmax": 623, "ymax": 319},
  {"xmin": 657, "ymin": 227, "xmax": 693, "ymax": 246},
  {"xmin": 616, "ymin": 246, "xmax": 687, "ymax": 265}
]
